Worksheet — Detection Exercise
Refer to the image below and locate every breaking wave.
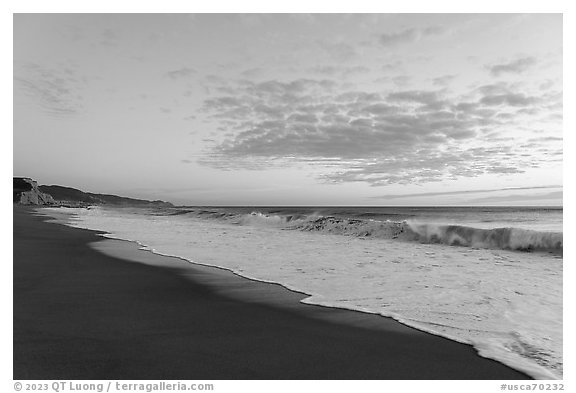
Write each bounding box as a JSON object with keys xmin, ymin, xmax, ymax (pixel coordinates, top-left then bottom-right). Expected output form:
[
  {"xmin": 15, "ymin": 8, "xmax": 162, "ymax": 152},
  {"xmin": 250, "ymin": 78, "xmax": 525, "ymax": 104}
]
[
  {"xmin": 197, "ymin": 211, "xmax": 562, "ymax": 254},
  {"xmin": 235, "ymin": 211, "xmax": 317, "ymax": 228},
  {"xmin": 405, "ymin": 222, "xmax": 563, "ymax": 254}
]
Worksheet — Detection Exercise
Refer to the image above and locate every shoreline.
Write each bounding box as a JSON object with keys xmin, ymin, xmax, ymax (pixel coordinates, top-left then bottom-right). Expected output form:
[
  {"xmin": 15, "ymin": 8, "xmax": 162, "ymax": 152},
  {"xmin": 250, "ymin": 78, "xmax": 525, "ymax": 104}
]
[{"xmin": 14, "ymin": 206, "xmax": 531, "ymax": 380}]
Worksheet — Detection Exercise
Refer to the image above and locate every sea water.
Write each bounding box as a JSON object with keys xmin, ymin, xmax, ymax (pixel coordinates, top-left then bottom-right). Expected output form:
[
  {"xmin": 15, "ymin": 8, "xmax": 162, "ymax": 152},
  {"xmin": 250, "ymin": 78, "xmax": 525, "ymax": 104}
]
[{"xmin": 43, "ymin": 206, "xmax": 562, "ymax": 379}]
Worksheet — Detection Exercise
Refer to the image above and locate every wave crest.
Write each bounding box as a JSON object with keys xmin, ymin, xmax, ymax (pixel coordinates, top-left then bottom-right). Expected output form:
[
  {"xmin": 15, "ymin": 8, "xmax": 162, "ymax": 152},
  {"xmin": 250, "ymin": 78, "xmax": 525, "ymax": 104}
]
[
  {"xmin": 405, "ymin": 222, "xmax": 562, "ymax": 254},
  {"xmin": 235, "ymin": 211, "xmax": 315, "ymax": 228},
  {"xmin": 296, "ymin": 216, "xmax": 406, "ymax": 238}
]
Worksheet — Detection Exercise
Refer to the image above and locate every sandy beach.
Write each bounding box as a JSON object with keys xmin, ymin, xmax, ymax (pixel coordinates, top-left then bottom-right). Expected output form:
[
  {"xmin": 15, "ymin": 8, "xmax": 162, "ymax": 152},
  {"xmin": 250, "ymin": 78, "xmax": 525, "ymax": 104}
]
[{"xmin": 13, "ymin": 206, "xmax": 531, "ymax": 380}]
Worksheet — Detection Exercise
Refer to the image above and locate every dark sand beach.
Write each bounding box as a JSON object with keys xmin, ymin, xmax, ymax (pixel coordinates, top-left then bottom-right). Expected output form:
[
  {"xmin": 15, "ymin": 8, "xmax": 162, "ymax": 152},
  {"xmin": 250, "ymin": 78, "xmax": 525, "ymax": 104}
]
[{"xmin": 13, "ymin": 206, "xmax": 531, "ymax": 380}]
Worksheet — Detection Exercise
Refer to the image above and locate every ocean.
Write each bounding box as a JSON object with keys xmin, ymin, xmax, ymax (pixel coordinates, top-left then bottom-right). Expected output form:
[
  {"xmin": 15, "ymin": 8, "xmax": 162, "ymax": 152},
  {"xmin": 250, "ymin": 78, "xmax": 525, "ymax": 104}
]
[{"xmin": 42, "ymin": 205, "xmax": 563, "ymax": 380}]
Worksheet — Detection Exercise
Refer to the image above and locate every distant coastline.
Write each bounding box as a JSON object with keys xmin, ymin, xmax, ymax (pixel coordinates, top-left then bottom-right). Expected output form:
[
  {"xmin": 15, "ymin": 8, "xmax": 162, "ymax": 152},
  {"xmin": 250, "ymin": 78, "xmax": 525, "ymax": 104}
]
[{"xmin": 13, "ymin": 177, "xmax": 173, "ymax": 208}]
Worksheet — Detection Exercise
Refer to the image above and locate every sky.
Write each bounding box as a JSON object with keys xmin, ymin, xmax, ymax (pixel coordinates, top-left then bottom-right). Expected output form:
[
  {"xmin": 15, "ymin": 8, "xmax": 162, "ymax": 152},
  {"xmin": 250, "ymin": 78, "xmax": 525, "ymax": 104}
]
[{"xmin": 13, "ymin": 13, "xmax": 563, "ymax": 206}]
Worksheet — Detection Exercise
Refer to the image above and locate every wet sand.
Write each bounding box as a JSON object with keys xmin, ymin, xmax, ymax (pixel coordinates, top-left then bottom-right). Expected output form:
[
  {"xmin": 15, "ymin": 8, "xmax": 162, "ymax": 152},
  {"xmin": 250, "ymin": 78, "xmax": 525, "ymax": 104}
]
[{"xmin": 13, "ymin": 206, "xmax": 530, "ymax": 380}]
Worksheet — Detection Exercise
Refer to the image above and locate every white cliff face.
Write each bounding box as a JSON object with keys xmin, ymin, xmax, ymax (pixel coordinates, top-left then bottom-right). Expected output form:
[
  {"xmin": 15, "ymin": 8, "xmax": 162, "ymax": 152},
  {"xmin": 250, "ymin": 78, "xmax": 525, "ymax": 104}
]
[{"xmin": 15, "ymin": 178, "xmax": 55, "ymax": 205}]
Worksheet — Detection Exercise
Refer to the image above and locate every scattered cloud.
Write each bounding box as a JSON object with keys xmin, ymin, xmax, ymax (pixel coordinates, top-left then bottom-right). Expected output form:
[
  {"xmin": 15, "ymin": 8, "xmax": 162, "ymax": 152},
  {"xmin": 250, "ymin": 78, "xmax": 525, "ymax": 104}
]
[
  {"xmin": 14, "ymin": 63, "xmax": 86, "ymax": 116},
  {"xmin": 318, "ymin": 145, "xmax": 531, "ymax": 186},
  {"xmin": 240, "ymin": 68, "xmax": 264, "ymax": 78},
  {"xmin": 539, "ymin": 79, "xmax": 556, "ymax": 91},
  {"xmin": 391, "ymin": 75, "xmax": 412, "ymax": 87},
  {"xmin": 382, "ymin": 61, "xmax": 403, "ymax": 71},
  {"xmin": 318, "ymin": 40, "xmax": 358, "ymax": 61},
  {"xmin": 480, "ymin": 93, "xmax": 538, "ymax": 107},
  {"xmin": 378, "ymin": 26, "xmax": 445, "ymax": 47},
  {"xmin": 475, "ymin": 82, "xmax": 547, "ymax": 108},
  {"xmin": 99, "ymin": 28, "xmax": 120, "ymax": 47},
  {"xmin": 432, "ymin": 74, "xmax": 457, "ymax": 86},
  {"xmin": 488, "ymin": 57, "xmax": 537, "ymax": 76},
  {"xmin": 165, "ymin": 67, "xmax": 197, "ymax": 79},
  {"xmin": 309, "ymin": 65, "xmax": 371, "ymax": 78}
]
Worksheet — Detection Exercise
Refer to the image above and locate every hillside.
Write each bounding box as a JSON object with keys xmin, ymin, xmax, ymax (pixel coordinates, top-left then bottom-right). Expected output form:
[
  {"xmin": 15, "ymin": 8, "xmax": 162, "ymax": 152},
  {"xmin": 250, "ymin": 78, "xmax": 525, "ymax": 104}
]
[{"xmin": 39, "ymin": 185, "xmax": 173, "ymax": 207}]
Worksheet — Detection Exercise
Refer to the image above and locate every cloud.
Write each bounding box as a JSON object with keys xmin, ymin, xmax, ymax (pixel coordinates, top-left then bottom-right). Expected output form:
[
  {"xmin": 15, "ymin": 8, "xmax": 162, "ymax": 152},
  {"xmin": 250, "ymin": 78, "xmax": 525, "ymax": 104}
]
[
  {"xmin": 388, "ymin": 90, "xmax": 443, "ymax": 105},
  {"xmin": 539, "ymin": 79, "xmax": 556, "ymax": 90},
  {"xmin": 475, "ymin": 83, "xmax": 542, "ymax": 108},
  {"xmin": 198, "ymin": 77, "xmax": 559, "ymax": 186},
  {"xmin": 378, "ymin": 26, "xmax": 444, "ymax": 47},
  {"xmin": 165, "ymin": 67, "xmax": 196, "ymax": 79},
  {"xmin": 100, "ymin": 28, "xmax": 120, "ymax": 47},
  {"xmin": 14, "ymin": 63, "xmax": 86, "ymax": 116},
  {"xmin": 391, "ymin": 75, "xmax": 412, "ymax": 87},
  {"xmin": 382, "ymin": 61, "xmax": 403, "ymax": 71},
  {"xmin": 240, "ymin": 68, "xmax": 264, "ymax": 78},
  {"xmin": 318, "ymin": 144, "xmax": 533, "ymax": 186},
  {"xmin": 318, "ymin": 40, "xmax": 358, "ymax": 61},
  {"xmin": 372, "ymin": 185, "xmax": 563, "ymax": 199},
  {"xmin": 309, "ymin": 65, "xmax": 371, "ymax": 78},
  {"xmin": 528, "ymin": 136, "xmax": 562, "ymax": 143},
  {"xmin": 432, "ymin": 74, "xmax": 457, "ymax": 86},
  {"xmin": 488, "ymin": 57, "xmax": 537, "ymax": 76},
  {"xmin": 467, "ymin": 191, "xmax": 562, "ymax": 204},
  {"xmin": 480, "ymin": 93, "xmax": 538, "ymax": 107}
]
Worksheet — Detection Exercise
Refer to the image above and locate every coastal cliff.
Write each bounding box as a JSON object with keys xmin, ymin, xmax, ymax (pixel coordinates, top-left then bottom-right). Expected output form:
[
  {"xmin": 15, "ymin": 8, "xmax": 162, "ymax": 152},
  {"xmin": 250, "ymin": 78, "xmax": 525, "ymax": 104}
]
[{"xmin": 14, "ymin": 177, "xmax": 56, "ymax": 205}]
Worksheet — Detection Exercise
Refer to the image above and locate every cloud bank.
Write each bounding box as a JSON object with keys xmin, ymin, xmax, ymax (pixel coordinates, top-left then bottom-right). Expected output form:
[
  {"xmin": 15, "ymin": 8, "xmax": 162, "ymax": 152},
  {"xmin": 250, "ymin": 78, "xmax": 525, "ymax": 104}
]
[
  {"xmin": 372, "ymin": 185, "xmax": 563, "ymax": 199},
  {"xmin": 198, "ymin": 76, "xmax": 561, "ymax": 186}
]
